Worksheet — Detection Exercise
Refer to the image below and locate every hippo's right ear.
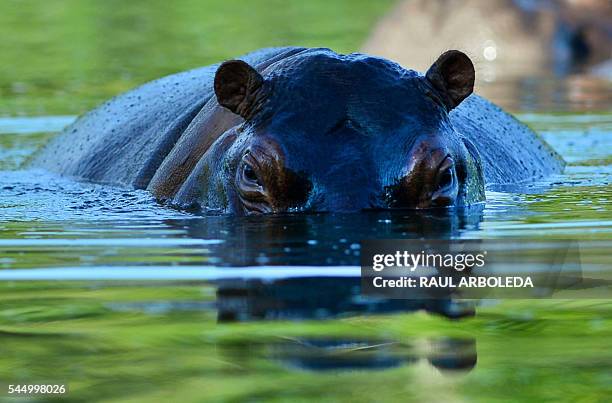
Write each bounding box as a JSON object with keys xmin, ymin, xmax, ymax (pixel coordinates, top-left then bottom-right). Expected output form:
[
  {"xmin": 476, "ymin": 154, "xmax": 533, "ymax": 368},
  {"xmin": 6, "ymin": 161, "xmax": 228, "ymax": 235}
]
[
  {"xmin": 426, "ymin": 50, "xmax": 475, "ymax": 111},
  {"xmin": 214, "ymin": 60, "xmax": 265, "ymax": 119}
]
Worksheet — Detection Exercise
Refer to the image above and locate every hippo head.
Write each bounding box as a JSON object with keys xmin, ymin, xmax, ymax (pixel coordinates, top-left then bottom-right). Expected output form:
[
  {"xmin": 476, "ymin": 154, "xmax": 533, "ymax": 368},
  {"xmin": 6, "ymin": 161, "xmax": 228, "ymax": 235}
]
[{"xmin": 184, "ymin": 49, "xmax": 485, "ymax": 214}]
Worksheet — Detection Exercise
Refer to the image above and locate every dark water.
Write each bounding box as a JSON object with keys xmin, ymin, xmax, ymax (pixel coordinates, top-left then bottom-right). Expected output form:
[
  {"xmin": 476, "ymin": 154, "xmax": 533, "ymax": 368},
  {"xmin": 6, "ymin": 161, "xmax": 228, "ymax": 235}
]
[{"xmin": 1, "ymin": 1, "xmax": 611, "ymax": 402}]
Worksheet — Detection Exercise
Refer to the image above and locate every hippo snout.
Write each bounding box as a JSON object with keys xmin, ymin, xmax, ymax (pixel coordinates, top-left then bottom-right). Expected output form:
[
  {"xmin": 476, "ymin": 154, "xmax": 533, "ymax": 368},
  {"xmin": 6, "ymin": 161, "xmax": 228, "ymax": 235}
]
[{"xmin": 230, "ymin": 135, "xmax": 466, "ymax": 213}]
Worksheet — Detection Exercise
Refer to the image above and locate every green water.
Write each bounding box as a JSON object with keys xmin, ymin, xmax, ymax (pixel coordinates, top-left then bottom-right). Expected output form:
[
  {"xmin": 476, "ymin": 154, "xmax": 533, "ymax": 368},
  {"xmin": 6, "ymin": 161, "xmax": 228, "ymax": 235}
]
[
  {"xmin": 1, "ymin": 286, "xmax": 609, "ymax": 402},
  {"xmin": 0, "ymin": 1, "xmax": 611, "ymax": 402}
]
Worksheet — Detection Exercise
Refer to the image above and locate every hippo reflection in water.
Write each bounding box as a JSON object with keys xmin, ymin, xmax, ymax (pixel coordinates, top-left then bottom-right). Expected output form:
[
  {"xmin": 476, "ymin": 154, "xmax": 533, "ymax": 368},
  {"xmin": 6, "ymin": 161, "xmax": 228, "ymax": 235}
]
[
  {"xmin": 215, "ymin": 276, "xmax": 477, "ymax": 372},
  {"xmin": 31, "ymin": 47, "xmax": 564, "ymax": 214}
]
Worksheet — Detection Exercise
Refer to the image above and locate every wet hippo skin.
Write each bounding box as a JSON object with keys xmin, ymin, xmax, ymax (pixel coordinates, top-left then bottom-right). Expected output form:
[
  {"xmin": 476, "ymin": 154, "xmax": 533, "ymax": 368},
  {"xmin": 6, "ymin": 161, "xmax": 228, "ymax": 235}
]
[{"xmin": 31, "ymin": 47, "xmax": 564, "ymax": 214}]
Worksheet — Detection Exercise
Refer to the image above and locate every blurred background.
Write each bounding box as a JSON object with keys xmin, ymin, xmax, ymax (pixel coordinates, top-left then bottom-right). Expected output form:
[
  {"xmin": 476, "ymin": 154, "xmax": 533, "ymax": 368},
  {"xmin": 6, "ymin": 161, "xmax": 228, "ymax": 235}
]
[
  {"xmin": 364, "ymin": 0, "xmax": 612, "ymax": 110},
  {"xmin": 0, "ymin": 0, "xmax": 394, "ymax": 116}
]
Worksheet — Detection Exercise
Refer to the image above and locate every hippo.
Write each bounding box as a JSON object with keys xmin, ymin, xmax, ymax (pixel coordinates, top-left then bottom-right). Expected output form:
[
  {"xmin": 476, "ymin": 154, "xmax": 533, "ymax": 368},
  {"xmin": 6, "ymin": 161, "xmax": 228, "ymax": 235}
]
[{"xmin": 30, "ymin": 47, "xmax": 564, "ymax": 214}]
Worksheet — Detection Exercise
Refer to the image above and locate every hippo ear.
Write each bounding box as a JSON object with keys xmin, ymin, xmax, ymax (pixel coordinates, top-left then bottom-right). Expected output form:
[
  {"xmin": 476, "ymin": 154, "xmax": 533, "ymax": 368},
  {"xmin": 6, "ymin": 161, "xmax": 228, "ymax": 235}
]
[
  {"xmin": 214, "ymin": 60, "xmax": 265, "ymax": 119},
  {"xmin": 426, "ymin": 50, "xmax": 475, "ymax": 111}
]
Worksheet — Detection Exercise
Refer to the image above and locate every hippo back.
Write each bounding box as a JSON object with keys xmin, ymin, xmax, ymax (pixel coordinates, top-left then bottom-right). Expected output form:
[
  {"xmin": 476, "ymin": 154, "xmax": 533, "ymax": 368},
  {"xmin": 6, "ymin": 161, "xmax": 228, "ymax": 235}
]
[{"xmin": 451, "ymin": 95, "xmax": 564, "ymax": 186}]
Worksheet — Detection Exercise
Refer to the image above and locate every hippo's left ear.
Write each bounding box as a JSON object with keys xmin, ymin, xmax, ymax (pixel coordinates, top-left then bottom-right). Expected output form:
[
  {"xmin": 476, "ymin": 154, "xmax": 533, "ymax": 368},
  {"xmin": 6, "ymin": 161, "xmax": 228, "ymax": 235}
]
[
  {"xmin": 426, "ymin": 50, "xmax": 475, "ymax": 111},
  {"xmin": 214, "ymin": 60, "xmax": 265, "ymax": 119}
]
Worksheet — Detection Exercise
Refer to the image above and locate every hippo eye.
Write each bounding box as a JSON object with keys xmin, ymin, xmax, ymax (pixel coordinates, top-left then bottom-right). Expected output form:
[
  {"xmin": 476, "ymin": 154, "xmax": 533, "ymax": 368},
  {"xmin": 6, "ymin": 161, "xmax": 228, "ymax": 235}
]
[
  {"xmin": 236, "ymin": 153, "xmax": 271, "ymax": 214},
  {"xmin": 243, "ymin": 164, "xmax": 259, "ymax": 183},
  {"xmin": 239, "ymin": 161, "xmax": 264, "ymax": 190},
  {"xmin": 439, "ymin": 168, "xmax": 453, "ymax": 188},
  {"xmin": 436, "ymin": 157, "xmax": 455, "ymax": 191},
  {"xmin": 237, "ymin": 153, "xmax": 265, "ymax": 194}
]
